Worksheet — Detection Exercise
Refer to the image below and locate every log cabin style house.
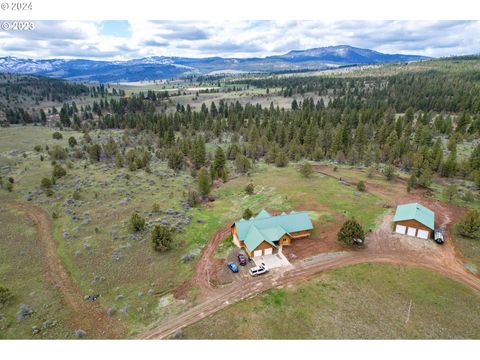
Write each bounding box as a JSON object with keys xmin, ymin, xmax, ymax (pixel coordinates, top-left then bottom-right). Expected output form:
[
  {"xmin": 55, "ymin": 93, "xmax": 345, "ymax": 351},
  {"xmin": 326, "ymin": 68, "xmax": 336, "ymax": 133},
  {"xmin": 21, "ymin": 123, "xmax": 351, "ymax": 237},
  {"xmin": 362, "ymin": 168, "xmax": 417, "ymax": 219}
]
[{"xmin": 231, "ymin": 210, "xmax": 314, "ymax": 258}]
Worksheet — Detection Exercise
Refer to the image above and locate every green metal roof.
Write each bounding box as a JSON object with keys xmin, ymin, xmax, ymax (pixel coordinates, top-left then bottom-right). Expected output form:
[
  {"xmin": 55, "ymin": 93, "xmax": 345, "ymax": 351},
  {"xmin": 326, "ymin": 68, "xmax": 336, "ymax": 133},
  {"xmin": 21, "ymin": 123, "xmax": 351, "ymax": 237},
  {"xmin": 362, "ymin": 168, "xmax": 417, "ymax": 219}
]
[
  {"xmin": 393, "ymin": 202, "xmax": 435, "ymax": 230},
  {"xmin": 234, "ymin": 210, "xmax": 313, "ymax": 252}
]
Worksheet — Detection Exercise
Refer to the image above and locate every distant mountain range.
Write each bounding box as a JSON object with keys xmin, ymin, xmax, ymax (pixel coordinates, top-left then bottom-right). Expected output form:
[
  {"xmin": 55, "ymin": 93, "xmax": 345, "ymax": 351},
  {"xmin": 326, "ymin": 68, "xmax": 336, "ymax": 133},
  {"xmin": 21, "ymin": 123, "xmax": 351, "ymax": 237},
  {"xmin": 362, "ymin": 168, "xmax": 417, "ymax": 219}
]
[{"xmin": 0, "ymin": 45, "xmax": 429, "ymax": 83}]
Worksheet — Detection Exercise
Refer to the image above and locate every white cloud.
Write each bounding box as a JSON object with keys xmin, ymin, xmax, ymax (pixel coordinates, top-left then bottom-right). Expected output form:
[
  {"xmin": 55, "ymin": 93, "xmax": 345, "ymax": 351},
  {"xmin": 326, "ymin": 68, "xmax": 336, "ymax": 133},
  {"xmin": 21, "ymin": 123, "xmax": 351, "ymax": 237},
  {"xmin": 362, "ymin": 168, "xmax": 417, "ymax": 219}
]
[{"xmin": 0, "ymin": 20, "xmax": 478, "ymax": 60}]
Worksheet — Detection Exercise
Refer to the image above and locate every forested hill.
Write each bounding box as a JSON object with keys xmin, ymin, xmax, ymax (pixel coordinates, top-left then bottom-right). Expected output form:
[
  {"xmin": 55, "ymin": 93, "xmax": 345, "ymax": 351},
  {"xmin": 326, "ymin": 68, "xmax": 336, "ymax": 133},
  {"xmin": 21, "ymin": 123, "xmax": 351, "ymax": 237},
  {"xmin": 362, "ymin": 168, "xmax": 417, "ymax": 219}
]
[
  {"xmin": 1, "ymin": 58, "xmax": 479, "ymax": 188},
  {"xmin": 234, "ymin": 58, "xmax": 480, "ymax": 114},
  {"xmin": 0, "ymin": 73, "xmax": 125, "ymax": 123}
]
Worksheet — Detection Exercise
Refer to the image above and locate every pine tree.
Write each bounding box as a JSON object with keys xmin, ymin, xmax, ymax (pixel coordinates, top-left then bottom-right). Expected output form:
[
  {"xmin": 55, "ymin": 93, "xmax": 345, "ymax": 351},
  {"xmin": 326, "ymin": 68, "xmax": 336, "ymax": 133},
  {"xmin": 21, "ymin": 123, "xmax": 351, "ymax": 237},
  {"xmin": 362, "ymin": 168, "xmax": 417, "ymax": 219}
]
[
  {"xmin": 456, "ymin": 209, "xmax": 480, "ymax": 239},
  {"xmin": 275, "ymin": 150, "xmax": 288, "ymax": 167},
  {"xmin": 197, "ymin": 167, "xmax": 211, "ymax": 196},
  {"xmin": 337, "ymin": 218, "xmax": 365, "ymax": 246},
  {"xmin": 192, "ymin": 135, "xmax": 206, "ymax": 169},
  {"xmin": 441, "ymin": 151, "xmax": 457, "ymax": 178},
  {"xmin": 470, "ymin": 143, "xmax": 480, "ymax": 171},
  {"xmin": 213, "ymin": 146, "xmax": 226, "ymax": 177},
  {"xmin": 235, "ymin": 154, "xmax": 251, "ymax": 174}
]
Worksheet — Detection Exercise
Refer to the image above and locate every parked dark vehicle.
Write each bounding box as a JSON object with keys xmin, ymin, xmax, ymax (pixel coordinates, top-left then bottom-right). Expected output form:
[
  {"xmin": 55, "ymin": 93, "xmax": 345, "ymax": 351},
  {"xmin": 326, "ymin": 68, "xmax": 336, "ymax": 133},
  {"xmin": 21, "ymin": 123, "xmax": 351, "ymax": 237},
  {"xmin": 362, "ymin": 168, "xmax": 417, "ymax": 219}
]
[{"xmin": 237, "ymin": 253, "xmax": 247, "ymax": 265}]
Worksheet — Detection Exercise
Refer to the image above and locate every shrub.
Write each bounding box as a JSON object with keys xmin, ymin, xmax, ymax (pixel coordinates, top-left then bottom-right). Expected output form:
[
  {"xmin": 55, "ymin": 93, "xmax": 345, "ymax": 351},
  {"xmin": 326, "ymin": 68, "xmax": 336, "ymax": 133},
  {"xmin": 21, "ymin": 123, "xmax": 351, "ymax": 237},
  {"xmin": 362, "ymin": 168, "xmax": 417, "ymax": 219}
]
[
  {"xmin": 383, "ymin": 164, "xmax": 396, "ymax": 181},
  {"xmin": 72, "ymin": 190, "xmax": 81, "ymax": 201},
  {"xmin": 152, "ymin": 203, "xmax": 160, "ymax": 212},
  {"xmin": 83, "ymin": 132, "xmax": 92, "ymax": 143},
  {"xmin": 52, "ymin": 131, "xmax": 63, "ymax": 140},
  {"xmin": 167, "ymin": 148, "xmax": 184, "ymax": 172},
  {"xmin": 274, "ymin": 151, "xmax": 289, "ymax": 167},
  {"xmin": 443, "ymin": 184, "xmax": 457, "ymax": 202},
  {"xmin": 130, "ymin": 212, "xmax": 145, "ymax": 232},
  {"xmin": 473, "ymin": 170, "xmax": 480, "ymax": 189},
  {"xmin": 6, "ymin": 182, "xmax": 13, "ymax": 192},
  {"xmin": 185, "ymin": 190, "xmax": 200, "ymax": 207},
  {"xmin": 125, "ymin": 148, "xmax": 152, "ymax": 171},
  {"xmin": 245, "ymin": 183, "xmax": 254, "ymax": 195},
  {"xmin": 52, "ymin": 164, "xmax": 67, "ymax": 179},
  {"xmin": 456, "ymin": 209, "xmax": 480, "ymax": 240},
  {"xmin": 333, "ymin": 166, "xmax": 338, "ymax": 172},
  {"xmin": 115, "ymin": 153, "xmax": 124, "ymax": 168},
  {"xmin": 235, "ymin": 154, "xmax": 251, "ymax": 174},
  {"xmin": 366, "ymin": 165, "xmax": 375, "ymax": 178},
  {"xmin": 0, "ymin": 286, "xmax": 13, "ymax": 307},
  {"xmin": 463, "ymin": 190, "xmax": 475, "ymax": 202},
  {"xmin": 242, "ymin": 208, "xmax": 253, "ymax": 220},
  {"xmin": 68, "ymin": 136, "xmax": 77, "ymax": 148},
  {"xmin": 8, "ymin": 177, "xmax": 14, "ymax": 184},
  {"xmin": 50, "ymin": 145, "xmax": 68, "ymax": 160},
  {"xmin": 151, "ymin": 225, "xmax": 173, "ymax": 252},
  {"xmin": 337, "ymin": 218, "xmax": 365, "ymax": 246},
  {"xmin": 357, "ymin": 180, "xmax": 366, "ymax": 192},
  {"xmin": 34, "ymin": 145, "xmax": 42, "ymax": 152},
  {"xmin": 40, "ymin": 177, "xmax": 52, "ymax": 189},
  {"xmin": 88, "ymin": 144, "xmax": 102, "ymax": 162},
  {"xmin": 299, "ymin": 162, "xmax": 313, "ymax": 178}
]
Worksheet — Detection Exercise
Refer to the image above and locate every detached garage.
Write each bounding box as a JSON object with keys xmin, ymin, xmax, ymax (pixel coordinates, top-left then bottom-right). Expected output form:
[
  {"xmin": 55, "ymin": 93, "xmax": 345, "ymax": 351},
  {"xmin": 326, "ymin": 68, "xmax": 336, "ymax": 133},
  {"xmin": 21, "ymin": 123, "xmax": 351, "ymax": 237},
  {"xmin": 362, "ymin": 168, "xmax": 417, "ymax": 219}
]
[{"xmin": 393, "ymin": 203, "xmax": 435, "ymax": 240}]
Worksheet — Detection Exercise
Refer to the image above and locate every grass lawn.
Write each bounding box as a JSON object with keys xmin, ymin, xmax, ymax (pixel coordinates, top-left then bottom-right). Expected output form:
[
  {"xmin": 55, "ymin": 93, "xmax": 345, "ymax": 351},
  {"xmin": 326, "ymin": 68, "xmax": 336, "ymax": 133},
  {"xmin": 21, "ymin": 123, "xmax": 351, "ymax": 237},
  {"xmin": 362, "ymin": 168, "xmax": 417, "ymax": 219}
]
[
  {"xmin": 182, "ymin": 263, "xmax": 480, "ymax": 339},
  {"xmin": 455, "ymin": 234, "xmax": 480, "ymax": 274}
]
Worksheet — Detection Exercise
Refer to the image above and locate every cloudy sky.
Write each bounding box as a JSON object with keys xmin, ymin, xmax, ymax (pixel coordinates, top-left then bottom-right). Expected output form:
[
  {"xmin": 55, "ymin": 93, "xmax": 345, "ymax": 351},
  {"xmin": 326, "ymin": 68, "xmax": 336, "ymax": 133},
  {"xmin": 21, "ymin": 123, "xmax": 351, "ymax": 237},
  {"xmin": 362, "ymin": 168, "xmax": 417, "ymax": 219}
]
[{"xmin": 0, "ymin": 20, "xmax": 479, "ymax": 60}]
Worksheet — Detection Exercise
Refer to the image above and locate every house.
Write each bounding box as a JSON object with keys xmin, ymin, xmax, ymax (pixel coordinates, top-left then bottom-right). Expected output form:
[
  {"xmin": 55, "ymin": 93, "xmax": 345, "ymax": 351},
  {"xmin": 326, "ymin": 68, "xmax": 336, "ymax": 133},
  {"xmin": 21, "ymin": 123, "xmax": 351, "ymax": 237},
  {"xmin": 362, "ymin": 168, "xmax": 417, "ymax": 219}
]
[
  {"xmin": 231, "ymin": 209, "xmax": 313, "ymax": 258},
  {"xmin": 393, "ymin": 202, "xmax": 434, "ymax": 239}
]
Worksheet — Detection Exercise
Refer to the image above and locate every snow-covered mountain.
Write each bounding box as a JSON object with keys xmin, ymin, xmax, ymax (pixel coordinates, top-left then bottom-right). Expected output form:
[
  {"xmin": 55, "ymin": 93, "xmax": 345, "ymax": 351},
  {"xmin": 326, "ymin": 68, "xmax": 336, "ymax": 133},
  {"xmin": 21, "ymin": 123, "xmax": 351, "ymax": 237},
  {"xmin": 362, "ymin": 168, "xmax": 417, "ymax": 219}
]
[{"xmin": 0, "ymin": 46, "xmax": 429, "ymax": 83}]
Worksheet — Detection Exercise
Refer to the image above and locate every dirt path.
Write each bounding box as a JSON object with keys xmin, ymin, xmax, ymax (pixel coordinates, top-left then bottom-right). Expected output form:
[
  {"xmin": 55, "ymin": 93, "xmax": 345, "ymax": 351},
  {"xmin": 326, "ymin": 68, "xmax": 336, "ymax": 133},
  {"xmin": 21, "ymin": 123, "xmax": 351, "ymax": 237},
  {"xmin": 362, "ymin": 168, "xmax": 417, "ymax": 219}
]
[
  {"xmin": 7, "ymin": 202, "xmax": 126, "ymax": 339},
  {"xmin": 140, "ymin": 165, "xmax": 479, "ymax": 339},
  {"xmin": 174, "ymin": 225, "xmax": 231, "ymax": 299}
]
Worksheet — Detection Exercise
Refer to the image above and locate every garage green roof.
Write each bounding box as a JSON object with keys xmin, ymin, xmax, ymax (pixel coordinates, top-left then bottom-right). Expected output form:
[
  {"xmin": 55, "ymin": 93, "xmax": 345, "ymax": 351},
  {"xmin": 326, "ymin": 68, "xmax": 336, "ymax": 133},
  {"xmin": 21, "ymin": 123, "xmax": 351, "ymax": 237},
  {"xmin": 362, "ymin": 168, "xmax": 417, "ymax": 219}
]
[
  {"xmin": 393, "ymin": 203, "xmax": 435, "ymax": 230},
  {"xmin": 234, "ymin": 210, "xmax": 313, "ymax": 252}
]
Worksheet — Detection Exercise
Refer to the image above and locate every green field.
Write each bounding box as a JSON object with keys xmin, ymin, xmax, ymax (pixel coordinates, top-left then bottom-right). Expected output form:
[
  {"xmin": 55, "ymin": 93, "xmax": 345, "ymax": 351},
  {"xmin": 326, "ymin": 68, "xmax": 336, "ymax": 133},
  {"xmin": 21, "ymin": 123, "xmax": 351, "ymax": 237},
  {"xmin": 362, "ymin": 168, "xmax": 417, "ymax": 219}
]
[
  {"xmin": 182, "ymin": 263, "xmax": 480, "ymax": 339},
  {"xmin": 0, "ymin": 207, "xmax": 76, "ymax": 339}
]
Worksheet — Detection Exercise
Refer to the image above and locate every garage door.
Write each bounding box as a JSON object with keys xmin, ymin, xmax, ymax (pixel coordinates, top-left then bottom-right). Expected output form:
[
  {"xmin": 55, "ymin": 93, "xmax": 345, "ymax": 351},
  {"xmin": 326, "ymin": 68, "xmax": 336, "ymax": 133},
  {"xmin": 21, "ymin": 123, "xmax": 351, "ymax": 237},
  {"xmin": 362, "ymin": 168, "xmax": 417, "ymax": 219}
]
[
  {"xmin": 395, "ymin": 224, "xmax": 407, "ymax": 234},
  {"xmin": 264, "ymin": 248, "xmax": 273, "ymax": 255},
  {"xmin": 253, "ymin": 250, "xmax": 262, "ymax": 257},
  {"xmin": 407, "ymin": 227, "xmax": 417, "ymax": 237},
  {"xmin": 417, "ymin": 230, "xmax": 429, "ymax": 239}
]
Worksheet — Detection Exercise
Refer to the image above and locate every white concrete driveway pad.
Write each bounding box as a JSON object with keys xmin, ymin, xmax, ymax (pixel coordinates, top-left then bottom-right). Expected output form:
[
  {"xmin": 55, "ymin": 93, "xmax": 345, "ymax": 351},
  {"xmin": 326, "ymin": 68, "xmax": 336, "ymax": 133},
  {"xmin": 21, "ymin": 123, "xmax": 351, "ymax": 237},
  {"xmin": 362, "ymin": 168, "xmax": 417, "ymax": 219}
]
[{"xmin": 253, "ymin": 252, "xmax": 291, "ymax": 269}]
